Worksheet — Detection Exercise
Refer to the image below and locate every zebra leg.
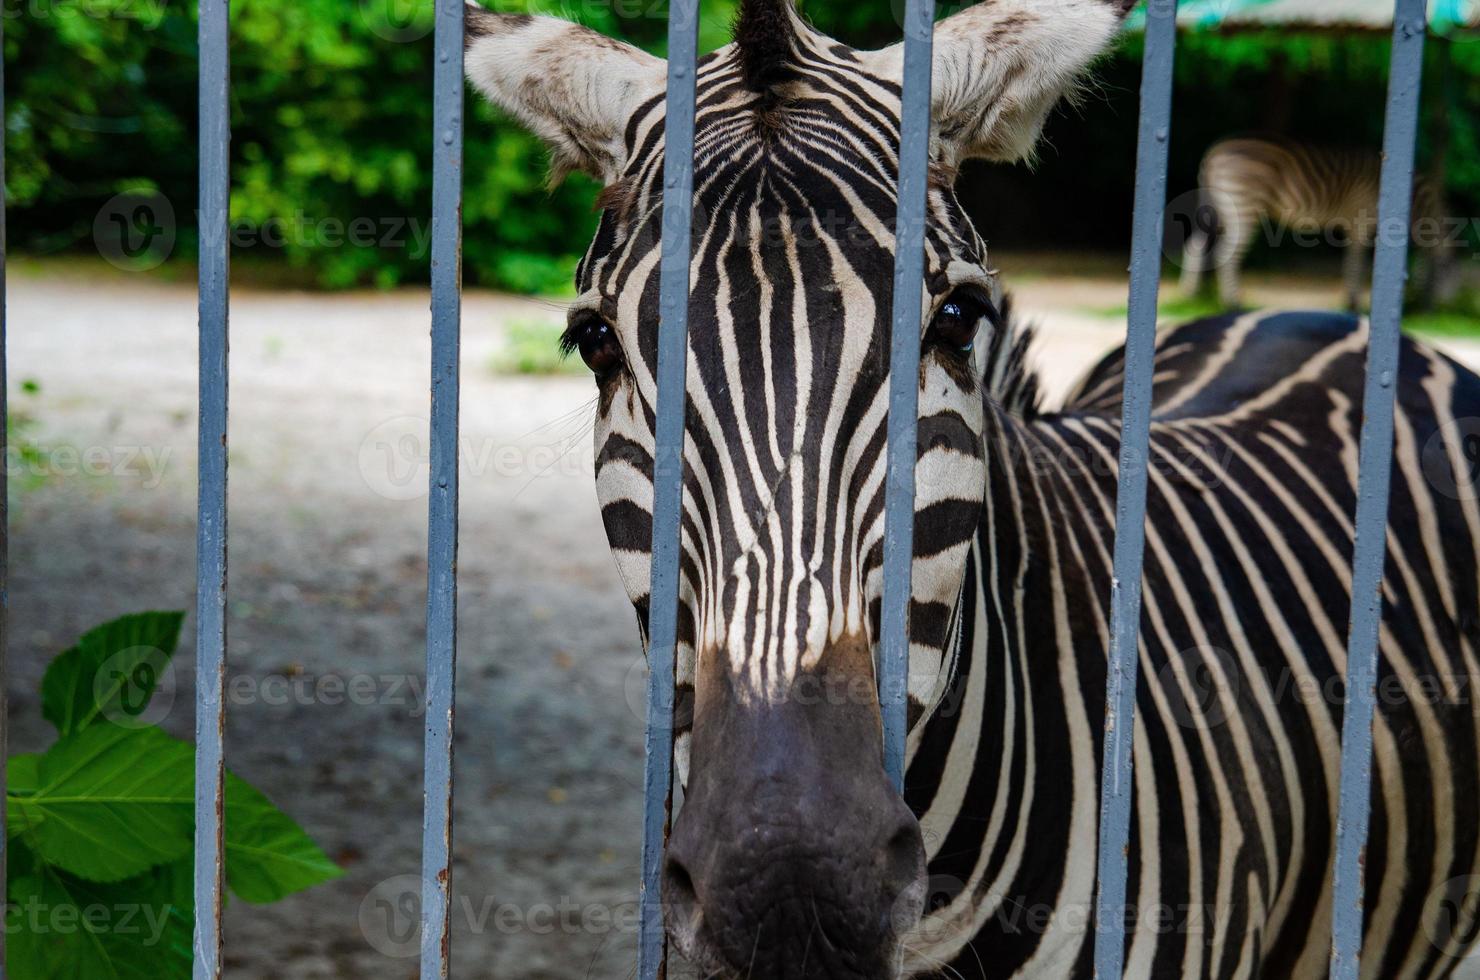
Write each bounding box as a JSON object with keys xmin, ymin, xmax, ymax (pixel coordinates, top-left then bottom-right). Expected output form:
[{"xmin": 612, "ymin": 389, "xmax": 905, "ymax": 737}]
[
  {"xmin": 1211, "ymin": 210, "xmax": 1257, "ymax": 309},
  {"xmin": 1341, "ymin": 239, "xmax": 1369, "ymax": 312},
  {"xmin": 1180, "ymin": 227, "xmax": 1209, "ymax": 298}
]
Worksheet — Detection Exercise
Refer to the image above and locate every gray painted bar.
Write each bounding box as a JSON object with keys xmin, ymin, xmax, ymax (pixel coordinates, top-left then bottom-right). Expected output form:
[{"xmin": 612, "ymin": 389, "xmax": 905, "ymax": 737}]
[
  {"xmin": 193, "ymin": 0, "xmax": 231, "ymax": 975},
  {"xmin": 420, "ymin": 0, "xmax": 465, "ymax": 975},
  {"xmin": 638, "ymin": 0, "xmax": 701, "ymax": 976},
  {"xmin": 0, "ymin": 7, "xmax": 8, "ymax": 970},
  {"xmin": 1329, "ymin": 0, "xmax": 1426, "ymax": 975},
  {"xmin": 880, "ymin": 0, "xmax": 937, "ymax": 793},
  {"xmin": 1091, "ymin": 0, "xmax": 1178, "ymax": 975}
]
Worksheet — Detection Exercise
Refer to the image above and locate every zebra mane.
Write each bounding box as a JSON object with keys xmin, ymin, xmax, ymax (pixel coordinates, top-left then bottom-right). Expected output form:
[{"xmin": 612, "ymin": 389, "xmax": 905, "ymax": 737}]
[
  {"xmin": 980, "ymin": 295, "xmax": 1043, "ymax": 420},
  {"xmin": 733, "ymin": 0, "xmax": 805, "ymax": 93}
]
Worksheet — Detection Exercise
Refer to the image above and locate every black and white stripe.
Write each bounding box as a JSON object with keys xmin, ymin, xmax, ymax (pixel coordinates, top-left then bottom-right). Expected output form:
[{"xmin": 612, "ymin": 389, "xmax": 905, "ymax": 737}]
[{"xmin": 465, "ymin": 4, "xmax": 1480, "ymax": 976}]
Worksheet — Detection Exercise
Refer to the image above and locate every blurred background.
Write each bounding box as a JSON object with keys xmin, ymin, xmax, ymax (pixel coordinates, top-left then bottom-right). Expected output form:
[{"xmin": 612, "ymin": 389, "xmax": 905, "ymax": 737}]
[{"xmin": 4, "ymin": 0, "xmax": 1480, "ymax": 976}]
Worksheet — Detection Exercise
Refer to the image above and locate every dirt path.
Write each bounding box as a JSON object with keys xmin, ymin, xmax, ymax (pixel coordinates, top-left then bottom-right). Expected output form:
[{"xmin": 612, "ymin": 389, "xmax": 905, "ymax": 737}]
[{"xmin": 8, "ymin": 261, "xmax": 1478, "ymax": 978}]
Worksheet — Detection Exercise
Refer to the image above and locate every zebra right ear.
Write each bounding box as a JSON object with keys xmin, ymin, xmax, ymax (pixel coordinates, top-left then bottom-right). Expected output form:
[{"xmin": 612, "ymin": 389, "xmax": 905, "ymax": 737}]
[
  {"xmin": 865, "ymin": 0, "xmax": 1126, "ymax": 168},
  {"xmin": 464, "ymin": 3, "xmax": 667, "ymax": 184}
]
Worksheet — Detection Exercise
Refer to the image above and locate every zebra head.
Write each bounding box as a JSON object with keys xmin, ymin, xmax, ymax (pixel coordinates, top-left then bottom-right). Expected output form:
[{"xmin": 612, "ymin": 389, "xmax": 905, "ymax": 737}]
[{"xmin": 467, "ymin": 1, "xmax": 1123, "ymax": 975}]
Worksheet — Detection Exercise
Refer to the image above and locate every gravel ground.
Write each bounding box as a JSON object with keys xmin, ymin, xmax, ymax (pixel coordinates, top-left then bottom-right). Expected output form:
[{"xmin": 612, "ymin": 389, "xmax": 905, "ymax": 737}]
[{"xmin": 8, "ymin": 259, "xmax": 1478, "ymax": 978}]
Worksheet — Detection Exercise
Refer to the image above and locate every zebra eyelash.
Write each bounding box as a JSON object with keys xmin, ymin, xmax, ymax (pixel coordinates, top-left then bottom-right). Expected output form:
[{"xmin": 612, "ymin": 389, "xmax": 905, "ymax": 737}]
[
  {"xmin": 941, "ymin": 284, "xmax": 1002, "ymax": 330},
  {"xmin": 558, "ymin": 312, "xmax": 601, "ymax": 359}
]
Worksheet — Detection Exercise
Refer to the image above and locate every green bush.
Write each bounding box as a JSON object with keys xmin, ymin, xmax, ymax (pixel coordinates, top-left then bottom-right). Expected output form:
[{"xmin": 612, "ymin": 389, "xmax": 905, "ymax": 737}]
[
  {"xmin": 4, "ymin": 0, "xmax": 744, "ymax": 292},
  {"xmin": 6, "ymin": 1, "xmax": 1478, "ymax": 290},
  {"xmin": 6, "ymin": 612, "xmax": 341, "ymax": 978}
]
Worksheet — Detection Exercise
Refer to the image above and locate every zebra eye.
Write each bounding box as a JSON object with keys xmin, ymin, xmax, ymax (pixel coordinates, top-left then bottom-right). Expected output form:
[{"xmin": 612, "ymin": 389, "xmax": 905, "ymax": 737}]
[
  {"xmin": 928, "ymin": 288, "xmax": 994, "ymax": 356},
  {"xmin": 562, "ymin": 316, "xmax": 624, "ymax": 381}
]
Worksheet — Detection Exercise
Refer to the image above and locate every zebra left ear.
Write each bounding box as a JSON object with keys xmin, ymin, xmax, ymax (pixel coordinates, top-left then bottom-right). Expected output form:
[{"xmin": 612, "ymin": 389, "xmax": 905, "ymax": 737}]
[
  {"xmin": 464, "ymin": 3, "xmax": 667, "ymax": 184},
  {"xmin": 868, "ymin": 0, "xmax": 1127, "ymax": 167}
]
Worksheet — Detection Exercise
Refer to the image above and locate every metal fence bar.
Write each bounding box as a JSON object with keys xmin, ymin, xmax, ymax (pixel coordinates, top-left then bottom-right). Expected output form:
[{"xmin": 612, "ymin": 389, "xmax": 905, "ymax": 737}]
[
  {"xmin": 880, "ymin": 0, "xmax": 936, "ymax": 793},
  {"xmin": 420, "ymin": 0, "xmax": 465, "ymax": 975},
  {"xmin": 1, "ymin": 7, "xmax": 9, "ymax": 969},
  {"xmin": 1092, "ymin": 0, "xmax": 1178, "ymax": 975},
  {"xmin": 194, "ymin": 1, "xmax": 231, "ymax": 976},
  {"xmin": 1329, "ymin": 1, "xmax": 1426, "ymax": 975},
  {"xmin": 638, "ymin": 0, "xmax": 701, "ymax": 975}
]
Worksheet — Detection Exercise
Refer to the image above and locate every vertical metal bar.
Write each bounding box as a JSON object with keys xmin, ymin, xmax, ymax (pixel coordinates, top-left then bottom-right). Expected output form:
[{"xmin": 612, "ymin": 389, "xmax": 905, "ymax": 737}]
[
  {"xmin": 1329, "ymin": 2, "xmax": 1426, "ymax": 975},
  {"xmin": 1092, "ymin": 0, "xmax": 1177, "ymax": 975},
  {"xmin": 193, "ymin": 0, "xmax": 231, "ymax": 976},
  {"xmin": 638, "ymin": 0, "xmax": 700, "ymax": 975},
  {"xmin": 0, "ymin": 7, "xmax": 9, "ymax": 970},
  {"xmin": 879, "ymin": 0, "xmax": 936, "ymax": 793},
  {"xmin": 420, "ymin": 0, "xmax": 464, "ymax": 976}
]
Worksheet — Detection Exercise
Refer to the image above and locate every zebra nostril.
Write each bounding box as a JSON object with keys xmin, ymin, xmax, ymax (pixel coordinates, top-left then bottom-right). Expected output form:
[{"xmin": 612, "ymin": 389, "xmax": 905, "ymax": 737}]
[
  {"xmin": 661, "ymin": 852, "xmax": 704, "ymax": 946},
  {"xmin": 882, "ymin": 819, "xmax": 928, "ymax": 935}
]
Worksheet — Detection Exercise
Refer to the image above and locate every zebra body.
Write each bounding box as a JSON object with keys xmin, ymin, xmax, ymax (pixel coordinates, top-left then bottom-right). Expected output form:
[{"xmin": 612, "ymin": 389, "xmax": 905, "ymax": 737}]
[
  {"xmin": 1179, "ymin": 137, "xmax": 1453, "ymax": 311},
  {"xmin": 463, "ymin": 1, "xmax": 1480, "ymax": 976},
  {"xmin": 908, "ymin": 310, "xmax": 1480, "ymax": 978}
]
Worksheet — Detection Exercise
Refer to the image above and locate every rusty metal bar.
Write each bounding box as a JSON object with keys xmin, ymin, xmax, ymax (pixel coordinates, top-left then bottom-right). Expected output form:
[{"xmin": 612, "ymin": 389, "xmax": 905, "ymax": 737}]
[
  {"xmin": 638, "ymin": 0, "xmax": 701, "ymax": 975},
  {"xmin": 0, "ymin": 5, "xmax": 8, "ymax": 969},
  {"xmin": 420, "ymin": 0, "xmax": 465, "ymax": 975},
  {"xmin": 880, "ymin": 0, "xmax": 937, "ymax": 792},
  {"xmin": 1092, "ymin": 0, "xmax": 1178, "ymax": 975},
  {"xmin": 193, "ymin": 0, "xmax": 231, "ymax": 975},
  {"xmin": 1329, "ymin": 1, "xmax": 1426, "ymax": 975}
]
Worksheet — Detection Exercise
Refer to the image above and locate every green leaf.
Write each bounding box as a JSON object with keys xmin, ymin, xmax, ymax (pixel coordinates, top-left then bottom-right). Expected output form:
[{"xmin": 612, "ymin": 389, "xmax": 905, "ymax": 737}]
[
  {"xmin": 9, "ymin": 753, "xmax": 45, "ymax": 839},
  {"xmin": 42, "ymin": 612, "xmax": 186, "ymax": 736},
  {"xmin": 7, "ymin": 865, "xmax": 193, "ymax": 979},
  {"xmin": 18, "ymin": 726, "xmax": 194, "ymax": 882},
  {"xmin": 225, "ymin": 774, "xmax": 342, "ymax": 903}
]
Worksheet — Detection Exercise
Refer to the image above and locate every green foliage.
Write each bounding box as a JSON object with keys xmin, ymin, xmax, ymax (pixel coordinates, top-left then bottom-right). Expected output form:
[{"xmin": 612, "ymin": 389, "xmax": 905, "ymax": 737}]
[
  {"xmin": 490, "ymin": 318, "xmax": 585, "ymax": 376},
  {"xmin": 6, "ymin": 3, "xmax": 1478, "ymax": 289},
  {"xmin": 5, "ymin": 398, "xmax": 48, "ymax": 499},
  {"xmin": 7, "ymin": 612, "xmax": 341, "ymax": 979},
  {"xmin": 42, "ymin": 612, "xmax": 186, "ymax": 735},
  {"xmin": 1093, "ymin": 292, "xmax": 1229, "ymax": 321},
  {"xmin": 5, "ymin": 0, "xmax": 740, "ymax": 291}
]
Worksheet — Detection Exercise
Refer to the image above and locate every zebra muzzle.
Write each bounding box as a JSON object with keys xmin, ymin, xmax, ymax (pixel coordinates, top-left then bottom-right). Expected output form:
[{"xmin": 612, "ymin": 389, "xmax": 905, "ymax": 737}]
[{"xmin": 662, "ymin": 644, "xmax": 927, "ymax": 978}]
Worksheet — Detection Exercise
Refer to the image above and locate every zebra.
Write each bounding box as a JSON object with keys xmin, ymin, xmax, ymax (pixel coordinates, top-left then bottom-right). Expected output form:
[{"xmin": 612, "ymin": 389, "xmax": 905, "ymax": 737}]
[
  {"xmin": 464, "ymin": 1, "xmax": 1480, "ymax": 976},
  {"xmin": 1179, "ymin": 136, "xmax": 1456, "ymax": 312}
]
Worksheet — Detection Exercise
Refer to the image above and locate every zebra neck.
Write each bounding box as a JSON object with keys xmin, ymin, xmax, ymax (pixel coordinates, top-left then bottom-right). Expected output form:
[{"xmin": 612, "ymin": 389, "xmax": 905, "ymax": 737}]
[{"xmin": 908, "ymin": 400, "xmax": 1105, "ymax": 968}]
